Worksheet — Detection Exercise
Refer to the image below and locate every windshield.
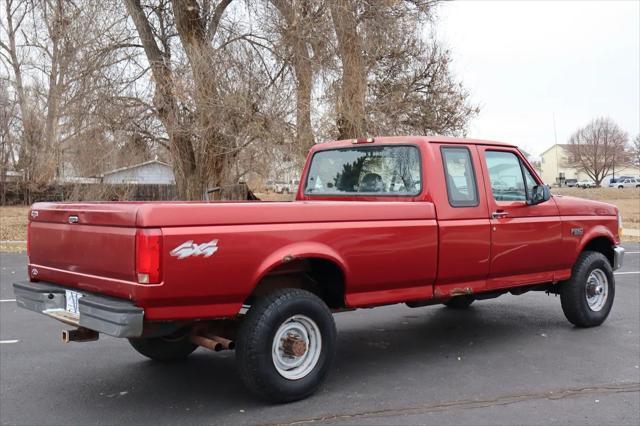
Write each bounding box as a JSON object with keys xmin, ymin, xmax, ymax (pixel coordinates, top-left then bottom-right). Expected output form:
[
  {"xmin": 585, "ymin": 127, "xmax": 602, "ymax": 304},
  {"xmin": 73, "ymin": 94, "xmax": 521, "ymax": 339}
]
[{"xmin": 305, "ymin": 145, "xmax": 421, "ymax": 196}]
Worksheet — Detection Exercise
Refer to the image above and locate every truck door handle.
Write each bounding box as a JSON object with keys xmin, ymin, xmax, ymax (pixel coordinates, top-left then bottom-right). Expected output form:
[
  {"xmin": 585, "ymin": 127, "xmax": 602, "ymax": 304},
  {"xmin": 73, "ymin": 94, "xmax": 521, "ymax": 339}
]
[{"xmin": 491, "ymin": 211, "xmax": 509, "ymax": 219}]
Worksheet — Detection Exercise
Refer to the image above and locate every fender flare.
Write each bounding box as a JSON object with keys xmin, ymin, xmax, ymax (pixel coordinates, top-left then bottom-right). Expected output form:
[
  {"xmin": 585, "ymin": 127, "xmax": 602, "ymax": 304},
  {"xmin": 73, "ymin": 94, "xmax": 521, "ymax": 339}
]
[
  {"xmin": 250, "ymin": 242, "xmax": 349, "ymax": 290},
  {"xmin": 575, "ymin": 224, "xmax": 616, "ymax": 261}
]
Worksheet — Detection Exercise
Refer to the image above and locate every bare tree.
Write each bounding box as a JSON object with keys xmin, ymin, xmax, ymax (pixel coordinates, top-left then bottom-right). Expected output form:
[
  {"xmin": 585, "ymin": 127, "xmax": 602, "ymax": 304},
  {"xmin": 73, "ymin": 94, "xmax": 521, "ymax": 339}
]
[
  {"xmin": 0, "ymin": 81, "xmax": 19, "ymax": 186},
  {"xmin": 124, "ymin": 0, "xmax": 259, "ymax": 199},
  {"xmin": 566, "ymin": 117, "xmax": 629, "ymax": 186},
  {"xmin": 2, "ymin": 0, "xmax": 479, "ymax": 202},
  {"xmin": 0, "ymin": 0, "xmax": 42, "ymax": 186},
  {"xmin": 632, "ymin": 134, "xmax": 640, "ymax": 168},
  {"xmin": 367, "ymin": 39, "xmax": 479, "ymax": 136},
  {"xmin": 328, "ymin": 0, "xmax": 367, "ymax": 140},
  {"xmin": 267, "ymin": 0, "xmax": 328, "ymax": 156},
  {"xmin": 2, "ymin": 0, "xmax": 157, "ymax": 189},
  {"xmin": 325, "ymin": 0, "xmax": 476, "ymax": 140}
]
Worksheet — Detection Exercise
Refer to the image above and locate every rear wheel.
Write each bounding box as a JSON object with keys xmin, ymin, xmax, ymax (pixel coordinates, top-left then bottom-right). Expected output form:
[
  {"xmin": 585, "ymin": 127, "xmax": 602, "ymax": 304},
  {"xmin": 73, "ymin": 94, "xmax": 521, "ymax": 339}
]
[
  {"xmin": 560, "ymin": 251, "xmax": 615, "ymax": 327},
  {"xmin": 236, "ymin": 288, "xmax": 336, "ymax": 403},
  {"xmin": 128, "ymin": 334, "xmax": 197, "ymax": 361},
  {"xmin": 443, "ymin": 295, "xmax": 475, "ymax": 309}
]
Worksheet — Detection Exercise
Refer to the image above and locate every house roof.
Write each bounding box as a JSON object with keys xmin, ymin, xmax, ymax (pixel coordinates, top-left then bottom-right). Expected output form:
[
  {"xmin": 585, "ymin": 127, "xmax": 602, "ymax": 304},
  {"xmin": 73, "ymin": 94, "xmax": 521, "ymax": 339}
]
[
  {"xmin": 100, "ymin": 159, "xmax": 172, "ymax": 177},
  {"xmin": 540, "ymin": 144, "xmax": 570, "ymax": 157}
]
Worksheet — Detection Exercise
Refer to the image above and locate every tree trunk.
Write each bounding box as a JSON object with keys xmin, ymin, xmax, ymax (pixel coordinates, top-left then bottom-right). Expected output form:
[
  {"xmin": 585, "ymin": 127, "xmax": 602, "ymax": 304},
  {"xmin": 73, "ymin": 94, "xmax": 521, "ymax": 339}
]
[
  {"xmin": 329, "ymin": 0, "xmax": 366, "ymax": 140},
  {"xmin": 271, "ymin": 0, "xmax": 315, "ymax": 157},
  {"xmin": 124, "ymin": 0, "xmax": 209, "ymax": 200},
  {"xmin": 170, "ymin": 0, "xmax": 235, "ymax": 197},
  {"xmin": 4, "ymin": 0, "xmax": 37, "ymax": 189},
  {"xmin": 43, "ymin": 0, "xmax": 65, "ymax": 182}
]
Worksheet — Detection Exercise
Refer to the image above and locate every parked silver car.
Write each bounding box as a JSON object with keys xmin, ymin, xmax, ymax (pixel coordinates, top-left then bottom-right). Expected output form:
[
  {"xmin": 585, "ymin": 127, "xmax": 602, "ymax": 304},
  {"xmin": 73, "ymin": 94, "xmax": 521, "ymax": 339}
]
[{"xmin": 613, "ymin": 178, "xmax": 640, "ymax": 188}]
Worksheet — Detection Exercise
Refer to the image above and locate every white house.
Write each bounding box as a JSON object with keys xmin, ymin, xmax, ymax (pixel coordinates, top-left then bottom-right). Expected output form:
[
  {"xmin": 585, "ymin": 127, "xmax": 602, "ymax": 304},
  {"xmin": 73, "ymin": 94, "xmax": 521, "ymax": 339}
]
[{"xmin": 100, "ymin": 160, "xmax": 175, "ymax": 184}]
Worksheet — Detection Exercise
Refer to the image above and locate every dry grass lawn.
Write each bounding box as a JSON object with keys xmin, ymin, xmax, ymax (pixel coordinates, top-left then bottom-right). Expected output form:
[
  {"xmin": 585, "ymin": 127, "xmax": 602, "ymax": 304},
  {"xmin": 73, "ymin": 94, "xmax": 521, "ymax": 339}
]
[
  {"xmin": 0, "ymin": 206, "xmax": 29, "ymax": 252},
  {"xmin": 1, "ymin": 188, "xmax": 637, "ymax": 252}
]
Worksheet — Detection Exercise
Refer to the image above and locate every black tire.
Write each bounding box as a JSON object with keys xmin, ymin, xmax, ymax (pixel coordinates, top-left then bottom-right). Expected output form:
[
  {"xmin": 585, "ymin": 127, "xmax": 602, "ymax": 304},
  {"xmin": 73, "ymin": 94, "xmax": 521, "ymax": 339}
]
[
  {"xmin": 235, "ymin": 288, "xmax": 336, "ymax": 403},
  {"xmin": 443, "ymin": 295, "xmax": 475, "ymax": 309},
  {"xmin": 560, "ymin": 251, "xmax": 615, "ymax": 328},
  {"xmin": 128, "ymin": 334, "xmax": 198, "ymax": 361}
]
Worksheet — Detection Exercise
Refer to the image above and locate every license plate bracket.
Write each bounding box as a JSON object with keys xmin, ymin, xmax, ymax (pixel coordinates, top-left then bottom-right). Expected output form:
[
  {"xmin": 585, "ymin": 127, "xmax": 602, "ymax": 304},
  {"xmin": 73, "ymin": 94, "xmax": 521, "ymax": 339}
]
[{"xmin": 65, "ymin": 290, "xmax": 83, "ymax": 316}]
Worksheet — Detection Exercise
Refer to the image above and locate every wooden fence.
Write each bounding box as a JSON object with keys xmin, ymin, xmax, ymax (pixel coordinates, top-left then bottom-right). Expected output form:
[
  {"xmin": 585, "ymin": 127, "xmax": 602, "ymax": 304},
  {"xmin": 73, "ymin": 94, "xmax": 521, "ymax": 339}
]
[
  {"xmin": 0, "ymin": 182, "xmax": 257, "ymax": 205},
  {"xmin": 0, "ymin": 182, "xmax": 177, "ymax": 205}
]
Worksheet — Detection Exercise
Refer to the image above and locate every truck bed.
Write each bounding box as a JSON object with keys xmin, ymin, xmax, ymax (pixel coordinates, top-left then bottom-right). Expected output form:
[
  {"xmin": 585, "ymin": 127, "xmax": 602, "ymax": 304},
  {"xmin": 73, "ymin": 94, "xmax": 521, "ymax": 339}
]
[{"xmin": 27, "ymin": 201, "xmax": 438, "ymax": 320}]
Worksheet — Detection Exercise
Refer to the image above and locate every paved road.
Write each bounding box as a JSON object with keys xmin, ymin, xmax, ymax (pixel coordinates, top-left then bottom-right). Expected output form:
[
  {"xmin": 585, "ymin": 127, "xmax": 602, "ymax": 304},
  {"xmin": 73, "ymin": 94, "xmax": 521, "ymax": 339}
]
[{"xmin": 1, "ymin": 246, "xmax": 639, "ymax": 425}]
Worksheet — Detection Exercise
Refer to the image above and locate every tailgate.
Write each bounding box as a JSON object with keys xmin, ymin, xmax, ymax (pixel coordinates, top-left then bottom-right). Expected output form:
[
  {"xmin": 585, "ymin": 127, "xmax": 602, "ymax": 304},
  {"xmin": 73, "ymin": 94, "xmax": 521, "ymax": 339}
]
[{"xmin": 28, "ymin": 203, "xmax": 139, "ymax": 284}]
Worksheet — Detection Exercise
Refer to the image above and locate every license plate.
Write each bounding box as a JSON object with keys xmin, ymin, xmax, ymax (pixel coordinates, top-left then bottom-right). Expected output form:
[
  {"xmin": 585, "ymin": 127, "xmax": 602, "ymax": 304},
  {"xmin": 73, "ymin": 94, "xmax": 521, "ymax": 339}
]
[{"xmin": 65, "ymin": 290, "xmax": 83, "ymax": 316}]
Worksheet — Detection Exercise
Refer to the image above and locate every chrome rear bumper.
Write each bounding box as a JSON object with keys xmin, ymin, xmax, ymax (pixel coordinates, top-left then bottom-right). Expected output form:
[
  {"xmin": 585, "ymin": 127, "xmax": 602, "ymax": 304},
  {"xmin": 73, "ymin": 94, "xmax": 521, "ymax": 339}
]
[{"xmin": 13, "ymin": 281, "xmax": 144, "ymax": 338}]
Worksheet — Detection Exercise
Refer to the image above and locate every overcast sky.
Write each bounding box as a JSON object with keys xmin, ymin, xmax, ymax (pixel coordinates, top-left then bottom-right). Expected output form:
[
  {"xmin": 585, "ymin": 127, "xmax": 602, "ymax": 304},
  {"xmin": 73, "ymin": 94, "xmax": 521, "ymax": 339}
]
[{"xmin": 437, "ymin": 0, "xmax": 640, "ymax": 156}]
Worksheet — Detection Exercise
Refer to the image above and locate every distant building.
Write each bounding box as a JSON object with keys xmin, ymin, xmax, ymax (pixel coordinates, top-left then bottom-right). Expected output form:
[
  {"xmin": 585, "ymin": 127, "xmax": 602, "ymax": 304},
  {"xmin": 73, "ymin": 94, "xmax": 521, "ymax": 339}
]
[
  {"xmin": 540, "ymin": 144, "xmax": 640, "ymax": 186},
  {"xmin": 100, "ymin": 160, "xmax": 175, "ymax": 184}
]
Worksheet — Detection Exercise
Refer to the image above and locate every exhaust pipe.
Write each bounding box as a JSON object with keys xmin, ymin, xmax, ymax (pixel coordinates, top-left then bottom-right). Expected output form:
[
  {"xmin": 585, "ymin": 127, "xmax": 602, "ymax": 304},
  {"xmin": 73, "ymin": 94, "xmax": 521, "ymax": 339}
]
[
  {"xmin": 62, "ymin": 327, "xmax": 99, "ymax": 343},
  {"xmin": 190, "ymin": 334, "xmax": 235, "ymax": 351},
  {"xmin": 210, "ymin": 335, "xmax": 235, "ymax": 350}
]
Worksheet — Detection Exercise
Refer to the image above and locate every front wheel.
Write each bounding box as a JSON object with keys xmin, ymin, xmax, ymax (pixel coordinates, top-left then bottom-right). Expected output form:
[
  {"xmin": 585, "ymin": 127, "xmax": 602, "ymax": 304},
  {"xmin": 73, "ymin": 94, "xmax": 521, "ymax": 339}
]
[
  {"xmin": 560, "ymin": 251, "xmax": 615, "ymax": 327},
  {"xmin": 236, "ymin": 289, "xmax": 336, "ymax": 403}
]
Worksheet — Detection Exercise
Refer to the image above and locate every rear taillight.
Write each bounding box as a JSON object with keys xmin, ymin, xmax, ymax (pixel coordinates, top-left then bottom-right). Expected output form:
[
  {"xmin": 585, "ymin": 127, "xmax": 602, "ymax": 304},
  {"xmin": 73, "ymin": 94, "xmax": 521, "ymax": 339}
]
[{"xmin": 135, "ymin": 229, "xmax": 162, "ymax": 284}]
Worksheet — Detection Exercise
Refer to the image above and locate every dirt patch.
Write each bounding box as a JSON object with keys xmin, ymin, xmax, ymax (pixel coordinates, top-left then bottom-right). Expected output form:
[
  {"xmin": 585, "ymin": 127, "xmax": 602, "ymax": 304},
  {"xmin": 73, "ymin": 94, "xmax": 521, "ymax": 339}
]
[{"xmin": 254, "ymin": 192, "xmax": 295, "ymax": 201}]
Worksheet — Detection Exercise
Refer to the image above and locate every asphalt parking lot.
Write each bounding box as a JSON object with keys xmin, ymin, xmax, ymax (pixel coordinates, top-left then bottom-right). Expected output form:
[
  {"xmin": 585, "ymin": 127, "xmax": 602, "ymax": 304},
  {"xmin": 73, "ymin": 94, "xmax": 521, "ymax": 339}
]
[{"xmin": 1, "ymin": 246, "xmax": 639, "ymax": 425}]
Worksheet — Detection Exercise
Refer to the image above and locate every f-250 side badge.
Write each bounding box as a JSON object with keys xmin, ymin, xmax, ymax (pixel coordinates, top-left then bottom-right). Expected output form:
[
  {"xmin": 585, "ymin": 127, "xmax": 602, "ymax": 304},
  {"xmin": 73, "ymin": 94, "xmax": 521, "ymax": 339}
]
[
  {"xmin": 570, "ymin": 227, "xmax": 584, "ymax": 236},
  {"xmin": 170, "ymin": 240, "xmax": 218, "ymax": 259}
]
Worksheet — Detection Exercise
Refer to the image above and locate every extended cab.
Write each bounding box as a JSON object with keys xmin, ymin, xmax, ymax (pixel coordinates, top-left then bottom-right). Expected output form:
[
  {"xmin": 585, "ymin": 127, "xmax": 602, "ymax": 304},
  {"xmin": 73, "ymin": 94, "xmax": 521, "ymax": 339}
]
[{"xmin": 14, "ymin": 136, "xmax": 625, "ymax": 402}]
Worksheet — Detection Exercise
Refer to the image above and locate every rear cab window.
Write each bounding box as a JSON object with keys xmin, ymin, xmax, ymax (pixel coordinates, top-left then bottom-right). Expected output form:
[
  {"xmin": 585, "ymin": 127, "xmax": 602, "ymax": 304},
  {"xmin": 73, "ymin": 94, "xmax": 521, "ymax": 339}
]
[
  {"xmin": 304, "ymin": 145, "xmax": 421, "ymax": 196},
  {"xmin": 441, "ymin": 146, "xmax": 479, "ymax": 207}
]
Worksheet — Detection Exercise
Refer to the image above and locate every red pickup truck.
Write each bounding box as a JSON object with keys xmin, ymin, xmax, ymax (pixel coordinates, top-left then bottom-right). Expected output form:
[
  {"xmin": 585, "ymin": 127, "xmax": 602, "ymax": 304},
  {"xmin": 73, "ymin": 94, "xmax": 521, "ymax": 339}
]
[{"xmin": 14, "ymin": 136, "xmax": 625, "ymax": 402}]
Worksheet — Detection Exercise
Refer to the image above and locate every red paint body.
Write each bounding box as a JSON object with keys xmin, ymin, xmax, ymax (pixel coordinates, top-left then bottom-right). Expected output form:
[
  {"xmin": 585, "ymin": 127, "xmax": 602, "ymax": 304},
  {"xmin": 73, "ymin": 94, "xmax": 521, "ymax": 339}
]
[{"xmin": 26, "ymin": 136, "xmax": 620, "ymax": 321}]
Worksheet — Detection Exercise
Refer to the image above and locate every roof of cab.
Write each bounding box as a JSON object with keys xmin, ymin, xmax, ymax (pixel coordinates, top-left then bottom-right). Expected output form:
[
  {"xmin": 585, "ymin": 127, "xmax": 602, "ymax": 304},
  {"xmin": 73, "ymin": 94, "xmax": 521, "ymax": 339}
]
[{"xmin": 310, "ymin": 135, "xmax": 517, "ymax": 152}]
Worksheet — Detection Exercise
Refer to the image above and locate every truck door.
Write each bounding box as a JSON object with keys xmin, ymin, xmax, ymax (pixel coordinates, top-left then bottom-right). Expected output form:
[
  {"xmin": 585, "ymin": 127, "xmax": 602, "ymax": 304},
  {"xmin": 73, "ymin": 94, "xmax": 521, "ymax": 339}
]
[
  {"xmin": 430, "ymin": 144, "xmax": 491, "ymax": 296},
  {"xmin": 477, "ymin": 146, "xmax": 563, "ymax": 288}
]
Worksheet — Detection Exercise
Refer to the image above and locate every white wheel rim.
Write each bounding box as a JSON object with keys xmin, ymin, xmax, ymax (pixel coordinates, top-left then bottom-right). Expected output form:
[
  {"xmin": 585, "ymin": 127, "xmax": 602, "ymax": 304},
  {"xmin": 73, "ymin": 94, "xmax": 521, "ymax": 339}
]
[
  {"xmin": 272, "ymin": 315, "xmax": 322, "ymax": 380},
  {"xmin": 585, "ymin": 268, "xmax": 609, "ymax": 312}
]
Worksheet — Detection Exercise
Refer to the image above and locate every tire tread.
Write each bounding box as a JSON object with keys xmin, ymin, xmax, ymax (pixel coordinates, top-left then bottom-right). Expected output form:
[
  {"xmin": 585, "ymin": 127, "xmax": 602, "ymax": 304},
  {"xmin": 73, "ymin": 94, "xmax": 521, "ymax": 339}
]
[{"xmin": 560, "ymin": 250, "xmax": 614, "ymax": 328}]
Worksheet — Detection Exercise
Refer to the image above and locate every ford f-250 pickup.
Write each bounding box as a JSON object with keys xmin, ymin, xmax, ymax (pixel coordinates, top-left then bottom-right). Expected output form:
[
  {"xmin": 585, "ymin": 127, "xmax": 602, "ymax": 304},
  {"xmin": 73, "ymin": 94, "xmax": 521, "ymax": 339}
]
[{"xmin": 14, "ymin": 136, "xmax": 625, "ymax": 402}]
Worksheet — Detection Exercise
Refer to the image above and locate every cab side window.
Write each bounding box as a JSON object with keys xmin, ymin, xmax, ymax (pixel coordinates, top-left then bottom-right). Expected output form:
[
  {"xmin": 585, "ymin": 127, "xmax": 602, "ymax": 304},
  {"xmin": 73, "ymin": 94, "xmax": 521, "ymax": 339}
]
[
  {"xmin": 441, "ymin": 147, "xmax": 479, "ymax": 207},
  {"xmin": 485, "ymin": 151, "xmax": 528, "ymax": 202}
]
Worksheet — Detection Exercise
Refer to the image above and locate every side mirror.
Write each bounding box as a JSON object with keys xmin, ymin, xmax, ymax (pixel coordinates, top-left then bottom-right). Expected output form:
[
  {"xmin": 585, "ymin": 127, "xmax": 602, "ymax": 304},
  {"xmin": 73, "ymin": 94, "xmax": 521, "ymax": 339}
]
[{"xmin": 529, "ymin": 185, "xmax": 551, "ymax": 205}]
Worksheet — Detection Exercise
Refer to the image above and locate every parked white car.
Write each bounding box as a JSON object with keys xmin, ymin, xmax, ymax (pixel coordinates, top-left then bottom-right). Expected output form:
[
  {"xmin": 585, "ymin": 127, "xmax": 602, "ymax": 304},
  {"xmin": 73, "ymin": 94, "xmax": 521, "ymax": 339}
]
[
  {"xmin": 614, "ymin": 178, "xmax": 640, "ymax": 188},
  {"xmin": 274, "ymin": 179, "xmax": 300, "ymax": 194},
  {"xmin": 576, "ymin": 180, "xmax": 596, "ymax": 188}
]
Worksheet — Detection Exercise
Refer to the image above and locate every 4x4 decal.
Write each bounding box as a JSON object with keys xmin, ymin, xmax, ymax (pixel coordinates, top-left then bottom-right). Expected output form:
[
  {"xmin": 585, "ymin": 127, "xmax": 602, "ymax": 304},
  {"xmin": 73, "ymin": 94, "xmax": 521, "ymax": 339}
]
[{"xmin": 170, "ymin": 240, "xmax": 219, "ymax": 259}]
